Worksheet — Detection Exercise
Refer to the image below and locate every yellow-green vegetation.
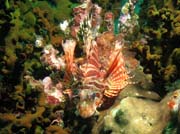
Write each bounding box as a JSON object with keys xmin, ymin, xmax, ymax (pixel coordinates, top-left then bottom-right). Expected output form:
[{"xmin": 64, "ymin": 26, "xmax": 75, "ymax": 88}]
[
  {"xmin": 34, "ymin": 0, "xmax": 74, "ymax": 21},
  {"xmin": 46, "ymin": 125, "xmax": 69, "ymax": 134},
  {"xmin": 132, "ymin": 0, "xmax": 180, "ymax": 95},
  {"xmin": 0, "ymin": 0, "xmax": 76, "ymax": 133}
]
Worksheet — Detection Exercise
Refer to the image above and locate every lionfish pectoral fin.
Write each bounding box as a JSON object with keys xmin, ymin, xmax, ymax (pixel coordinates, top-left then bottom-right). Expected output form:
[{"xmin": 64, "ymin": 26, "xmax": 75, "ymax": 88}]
[
  {"xmin": 103, "ymin": 49, "xmax": 131, "ymax": 98},
  {"xmin": 104, "ymin": 50, "xmax": 121, "ymax": 79}
]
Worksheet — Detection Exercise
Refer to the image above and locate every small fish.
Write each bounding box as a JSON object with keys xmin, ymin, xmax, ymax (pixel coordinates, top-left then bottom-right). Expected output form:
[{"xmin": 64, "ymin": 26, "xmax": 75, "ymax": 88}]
[{"xmin": 167, "ymin": 90, "xmax": 180, "ymax": 112}]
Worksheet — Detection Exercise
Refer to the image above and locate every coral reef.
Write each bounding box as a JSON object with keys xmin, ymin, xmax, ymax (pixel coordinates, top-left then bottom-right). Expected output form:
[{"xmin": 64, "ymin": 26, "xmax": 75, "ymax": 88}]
[
  {"xmin": 0, "ymin": 0, "xmax": 180, "ymax": 133},
  {"xmin": 132, "ymin": 0, "xmax": 180, "ymax": 95}
]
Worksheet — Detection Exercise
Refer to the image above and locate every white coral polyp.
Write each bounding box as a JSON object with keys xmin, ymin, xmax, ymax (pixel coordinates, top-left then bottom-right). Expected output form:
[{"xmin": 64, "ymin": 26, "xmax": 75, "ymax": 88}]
[
  {"xmin": 59, "ymin": 20, "xmax": 69, "ymax": 31},
  {"xmin": 42, "ymin": 76, "xmax": 53, "ymax": 92}
]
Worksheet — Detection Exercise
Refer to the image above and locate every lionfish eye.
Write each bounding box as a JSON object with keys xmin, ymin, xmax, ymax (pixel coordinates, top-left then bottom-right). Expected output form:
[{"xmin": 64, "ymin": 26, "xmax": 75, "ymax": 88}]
[
  {"xmin": 173, "ymin": 93, "xmax": 178, "ymax": 98},
  {"xmin": 90, "ymin": 92, "xmax": 100, "ymax": 99},
  {"xmin": 91, "ymin": 93, "xmax": 96, "ymax": 99},
  {"xmin": 95, "ymin": 93, "xmax": 100, "ymax": 97}
]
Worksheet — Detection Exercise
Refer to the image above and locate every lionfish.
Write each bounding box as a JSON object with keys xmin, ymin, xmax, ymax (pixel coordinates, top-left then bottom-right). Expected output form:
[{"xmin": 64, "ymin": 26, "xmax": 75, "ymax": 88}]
[{"xmin": 77, "ymin": 39, "xmax": 134, "ymax": 118}]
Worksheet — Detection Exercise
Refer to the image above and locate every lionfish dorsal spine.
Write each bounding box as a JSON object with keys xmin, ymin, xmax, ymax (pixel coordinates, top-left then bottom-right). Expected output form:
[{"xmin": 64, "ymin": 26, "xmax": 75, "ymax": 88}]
[{"xmin": 81, "ymin": 40, "xmax": 101, "ymax": 79}]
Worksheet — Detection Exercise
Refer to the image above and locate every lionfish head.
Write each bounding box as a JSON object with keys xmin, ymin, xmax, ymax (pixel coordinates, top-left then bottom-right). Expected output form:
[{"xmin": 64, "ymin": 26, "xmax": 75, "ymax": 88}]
[
  {"xmin": 77, "ymin": 100, "xmax": 97, "ymax": 118},
  {"xmin": 77, "ymin": 89, "xmax": 103, "ymax": 118}
]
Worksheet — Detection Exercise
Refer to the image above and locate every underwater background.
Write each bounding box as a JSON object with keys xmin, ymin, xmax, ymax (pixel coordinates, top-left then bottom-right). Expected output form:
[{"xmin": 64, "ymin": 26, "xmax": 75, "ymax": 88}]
[{"xmin": 0, "ymin": 0, "xmax": 180, "ymax": 134}]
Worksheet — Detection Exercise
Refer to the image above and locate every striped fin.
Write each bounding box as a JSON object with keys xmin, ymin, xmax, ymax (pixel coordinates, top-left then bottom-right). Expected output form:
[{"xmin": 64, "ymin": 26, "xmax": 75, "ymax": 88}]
[
  {"xmin": 104, "ymin": 49, "xmax": 129, "ymax": 98},
  {"xmin": 80, "ymin": 41, "xmax": 101, "ymax": 78},
  {"xmin": 80, "ymin": 40, "xmax": 106, "ymax": 92}
]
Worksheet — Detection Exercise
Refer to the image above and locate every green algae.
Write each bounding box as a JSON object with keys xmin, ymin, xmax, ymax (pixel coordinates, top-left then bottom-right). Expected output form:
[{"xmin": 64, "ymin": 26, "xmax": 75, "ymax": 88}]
[{"xmin": 114, "ymin": 110, "xmax": 128, "ymax": 127}]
